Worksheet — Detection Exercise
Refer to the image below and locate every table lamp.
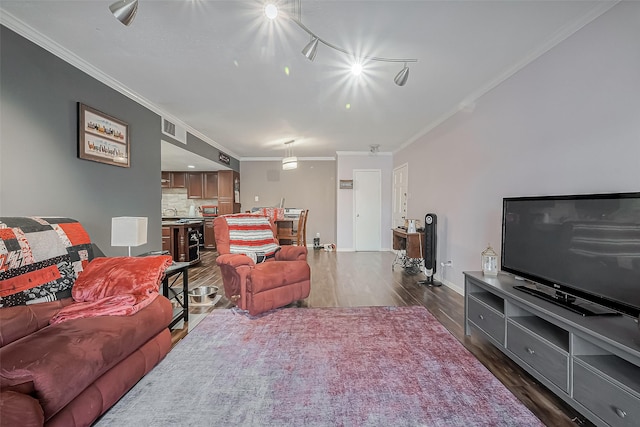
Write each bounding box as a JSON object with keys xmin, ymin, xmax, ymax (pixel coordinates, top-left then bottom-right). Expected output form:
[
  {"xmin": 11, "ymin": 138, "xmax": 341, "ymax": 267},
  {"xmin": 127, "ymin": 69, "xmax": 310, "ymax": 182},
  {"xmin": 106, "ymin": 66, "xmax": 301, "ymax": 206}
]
[{"xmin": 111, "ymin": 217, "xmax": 147, "ymax": 256}]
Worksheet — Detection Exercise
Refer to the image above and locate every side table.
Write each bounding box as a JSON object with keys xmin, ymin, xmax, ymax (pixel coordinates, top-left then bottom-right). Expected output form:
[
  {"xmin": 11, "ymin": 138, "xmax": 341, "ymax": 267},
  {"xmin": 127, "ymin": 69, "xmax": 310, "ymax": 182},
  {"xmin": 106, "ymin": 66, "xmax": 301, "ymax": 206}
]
[{"xmin": 162, "ymin": 261, "xmax": 190, "ymax": 329}]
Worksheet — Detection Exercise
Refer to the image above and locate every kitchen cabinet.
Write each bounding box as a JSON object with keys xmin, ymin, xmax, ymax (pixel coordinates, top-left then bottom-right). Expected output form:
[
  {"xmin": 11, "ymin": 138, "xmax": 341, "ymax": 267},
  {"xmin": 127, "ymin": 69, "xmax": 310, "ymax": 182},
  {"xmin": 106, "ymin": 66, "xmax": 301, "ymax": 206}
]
[
  {"xmin": 218, "ymin": 170, "xmax": 240, "ymax": 214},
  {"xmin": 204, "ymin": 218, "xmax": 216, "ymax": 249},
  {"xmin": 170, "ymin": 172, "xmax": 186, "ymax": 188},
  {"xmin": 162, "ymin": 220, "xmax": 203, "ymax": 264},
  {"xmin": 161, "ymin": 171, "xmax": 171, "ymax": 188},
  {"xmin": 162, "ymin": 226, "xmax": 172, "ymax": 252},
  {"xmin": 187, "ymin": 172, "xmax": 203, "ymax": 199},
  {"xmin": 204, "ymin": 172, "xmax": 218, "ymax": 199},
  {"xmin": 186, "ymin": 172, "xmax": 218, "ymax": 199},
  {"xmin": 161, "ymin": 172, "xmax": 187, "ymax": 188}
]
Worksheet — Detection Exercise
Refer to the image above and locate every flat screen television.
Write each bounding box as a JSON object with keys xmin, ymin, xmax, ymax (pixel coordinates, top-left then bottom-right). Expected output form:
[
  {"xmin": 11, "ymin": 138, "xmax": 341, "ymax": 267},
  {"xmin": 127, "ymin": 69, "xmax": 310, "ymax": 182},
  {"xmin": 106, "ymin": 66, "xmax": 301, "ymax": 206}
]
[{"xmin": 501, "ymin": 192, "xmax": 640, "ymax": 318}]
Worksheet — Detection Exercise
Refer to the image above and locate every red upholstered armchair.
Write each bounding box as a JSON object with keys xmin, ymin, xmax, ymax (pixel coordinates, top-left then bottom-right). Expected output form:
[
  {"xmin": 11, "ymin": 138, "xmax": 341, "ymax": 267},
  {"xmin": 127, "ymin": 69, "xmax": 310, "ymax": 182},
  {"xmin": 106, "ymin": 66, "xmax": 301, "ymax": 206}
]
[{"xmin": 214, "ymin": 214, "xmax": 311, "ymax": 316}]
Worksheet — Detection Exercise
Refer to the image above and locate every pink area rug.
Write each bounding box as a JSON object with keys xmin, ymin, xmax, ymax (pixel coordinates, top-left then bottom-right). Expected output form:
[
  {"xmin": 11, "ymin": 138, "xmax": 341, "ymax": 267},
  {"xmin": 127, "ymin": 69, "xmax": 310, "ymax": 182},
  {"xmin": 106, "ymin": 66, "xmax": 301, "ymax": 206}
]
[{"xmin": 96, "ymin": 306, "xmax": 543, "ymax": 426}]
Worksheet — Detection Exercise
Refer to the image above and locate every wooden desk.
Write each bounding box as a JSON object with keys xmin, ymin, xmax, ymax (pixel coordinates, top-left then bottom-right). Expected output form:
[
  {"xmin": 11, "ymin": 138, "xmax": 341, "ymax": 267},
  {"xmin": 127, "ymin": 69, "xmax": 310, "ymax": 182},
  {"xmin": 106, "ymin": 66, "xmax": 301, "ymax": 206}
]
[
  {"xmin": 392, "ymin": 228, "xmax": 424, "ymax": 272},
  {"xmin": 392, "ymin": 228, "xmax": 424, "ymax": 259}
]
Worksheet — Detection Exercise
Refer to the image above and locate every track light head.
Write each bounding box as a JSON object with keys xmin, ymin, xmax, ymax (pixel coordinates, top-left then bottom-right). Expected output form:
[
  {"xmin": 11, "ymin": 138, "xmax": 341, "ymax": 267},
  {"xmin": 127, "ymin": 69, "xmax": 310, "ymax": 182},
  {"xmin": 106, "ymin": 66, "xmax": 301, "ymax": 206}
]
[
  {"xmin": 394, "ymin": 65, "xmax": 410, "ymax": 86},
  {"xmin": 109, "ymin": 0, "xmax": 138, "ymax": 26},
  {"xmin": 302, "ymin": 37, "xmax": 319, "ymax": 61}
]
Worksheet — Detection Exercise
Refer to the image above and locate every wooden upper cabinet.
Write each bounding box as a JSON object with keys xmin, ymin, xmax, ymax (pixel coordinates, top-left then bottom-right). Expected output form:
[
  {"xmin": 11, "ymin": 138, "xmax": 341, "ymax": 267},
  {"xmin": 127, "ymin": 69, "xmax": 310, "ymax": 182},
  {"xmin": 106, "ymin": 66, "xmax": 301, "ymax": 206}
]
[
  {"xmin": 217, "ymin": 170, "xmax": 240, "ymax": 213},
  {"xmin": 161, "ymin": 171, "xmax": 171, "ymax": 188},
  {"xmin": 204, "ymin": 172, "xmax": 218, "ymax": 199},
  {"xmin": 171, "ymin": 172, "xmax": 187, "ymax": 188},
  {"xmin": 187, "ymin": 172, "xmax": 203, "ymax": 199},
  {"xmin": 161, "ymin": 172, "xmax": 187, "ymax": 188},
  {"xmin": 217, "ymin": 170, "xmax": 233, "ymax": 200}
]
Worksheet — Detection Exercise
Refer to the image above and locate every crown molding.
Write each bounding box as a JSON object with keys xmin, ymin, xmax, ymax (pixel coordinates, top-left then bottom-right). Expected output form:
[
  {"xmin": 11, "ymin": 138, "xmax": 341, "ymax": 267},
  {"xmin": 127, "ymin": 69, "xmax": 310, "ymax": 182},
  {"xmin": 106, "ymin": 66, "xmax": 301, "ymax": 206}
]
[
  {"xmin": 0, "ymin": 10, "xmax": 240, "ymax": 160},
  {"xmin": 241, "ymin": 157, "xmax": 336, "ymax": 162},
  {"xmin": 336, "ymin": 151, "xmax": 392, "ymax": 157},
  {"xmin": 396, "ymin": 0, "xmax": 619, "ymax": 154}
]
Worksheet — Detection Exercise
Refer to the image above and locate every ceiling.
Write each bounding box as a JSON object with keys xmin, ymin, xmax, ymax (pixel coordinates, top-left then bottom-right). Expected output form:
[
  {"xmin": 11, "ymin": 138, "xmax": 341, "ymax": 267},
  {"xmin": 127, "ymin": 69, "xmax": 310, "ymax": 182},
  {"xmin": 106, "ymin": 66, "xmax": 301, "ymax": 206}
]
[{"xmin": 1, "ymin": 0, "xmax": 613, "ymax": 164}]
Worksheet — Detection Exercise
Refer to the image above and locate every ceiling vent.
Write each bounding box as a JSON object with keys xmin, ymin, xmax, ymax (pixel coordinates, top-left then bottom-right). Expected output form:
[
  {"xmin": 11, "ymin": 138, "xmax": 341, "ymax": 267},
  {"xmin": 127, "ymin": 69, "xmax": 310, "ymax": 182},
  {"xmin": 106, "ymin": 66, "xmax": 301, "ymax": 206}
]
[{"xmin": 162, "ymin": 117, "xmax": 187, "ymax": 144}]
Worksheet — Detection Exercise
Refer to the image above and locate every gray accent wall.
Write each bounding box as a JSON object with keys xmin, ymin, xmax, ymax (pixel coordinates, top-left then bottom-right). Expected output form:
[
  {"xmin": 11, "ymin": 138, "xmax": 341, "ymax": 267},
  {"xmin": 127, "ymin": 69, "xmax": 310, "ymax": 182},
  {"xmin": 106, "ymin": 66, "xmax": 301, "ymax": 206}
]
[
  {"xmin": 0, "ymin": 26, "xmax": 162, "ymax": 255},
  {"xmin": 394, "ymin": 2, "xmax": 640, "ymax": 294}
]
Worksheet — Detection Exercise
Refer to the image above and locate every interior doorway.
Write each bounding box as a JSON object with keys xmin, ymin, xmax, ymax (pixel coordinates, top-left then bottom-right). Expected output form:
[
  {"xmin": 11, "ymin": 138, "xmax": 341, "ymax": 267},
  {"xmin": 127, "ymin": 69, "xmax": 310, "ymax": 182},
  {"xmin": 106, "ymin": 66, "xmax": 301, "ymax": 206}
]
[
  {"xmin": 392, "ymin": 163, "xmax": 408, "ymax": 228},
  {"xmin": 354, "ymin": 169, "xmax": 381, "ymax": 251}
]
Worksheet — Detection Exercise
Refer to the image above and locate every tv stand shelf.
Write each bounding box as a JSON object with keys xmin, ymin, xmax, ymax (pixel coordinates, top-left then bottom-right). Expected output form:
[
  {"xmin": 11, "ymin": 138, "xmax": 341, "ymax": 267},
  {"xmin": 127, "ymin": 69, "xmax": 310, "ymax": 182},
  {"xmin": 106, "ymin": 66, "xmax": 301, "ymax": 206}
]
[{"xmin": 464, "ymin": 272, "xmax": 640, "ymax": 427}]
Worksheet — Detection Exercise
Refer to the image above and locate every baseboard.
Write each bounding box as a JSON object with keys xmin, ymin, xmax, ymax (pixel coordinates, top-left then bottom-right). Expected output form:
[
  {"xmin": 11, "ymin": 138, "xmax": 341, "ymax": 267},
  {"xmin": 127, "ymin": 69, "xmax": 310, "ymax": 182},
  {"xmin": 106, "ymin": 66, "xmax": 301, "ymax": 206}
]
[{"xmin": 438, "ymin": 276, "xmax": 463, "ymax": 295}]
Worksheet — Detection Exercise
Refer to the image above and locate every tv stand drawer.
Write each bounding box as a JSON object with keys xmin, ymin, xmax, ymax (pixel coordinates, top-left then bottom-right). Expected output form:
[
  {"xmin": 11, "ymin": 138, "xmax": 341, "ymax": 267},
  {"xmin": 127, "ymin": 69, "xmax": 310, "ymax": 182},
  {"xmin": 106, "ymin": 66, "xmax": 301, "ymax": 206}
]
[
  {"xmin": 573, "ymin": 362, "xmax": 639, "ymax": 427},
  {"xmin": 467, "ymin": 296, "xmax": 505, "ymax": 345},
  {"xmin": 507, "ymin": 322, "xmax": 568, "ymax": 392}
]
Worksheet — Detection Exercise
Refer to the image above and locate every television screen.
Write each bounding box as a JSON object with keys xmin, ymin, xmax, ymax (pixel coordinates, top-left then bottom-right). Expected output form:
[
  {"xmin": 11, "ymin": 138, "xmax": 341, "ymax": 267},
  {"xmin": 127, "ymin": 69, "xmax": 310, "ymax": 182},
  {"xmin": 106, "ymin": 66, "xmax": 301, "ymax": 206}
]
[{"xmin": 501, "ymin": 192, "xmax": 640, "ymax": 317}]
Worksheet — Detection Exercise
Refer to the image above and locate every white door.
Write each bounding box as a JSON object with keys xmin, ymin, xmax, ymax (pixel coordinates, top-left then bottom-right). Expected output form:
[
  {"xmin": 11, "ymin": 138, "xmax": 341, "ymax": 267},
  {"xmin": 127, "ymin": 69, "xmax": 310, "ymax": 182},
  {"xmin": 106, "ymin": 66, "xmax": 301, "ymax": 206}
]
[
  {"xmin": 392, "ymin": 163, "xmax": 408, "ymax": 228},
  {"xmin": 354, "ymin": 170, "xmax": 381, "ymax": 251}
]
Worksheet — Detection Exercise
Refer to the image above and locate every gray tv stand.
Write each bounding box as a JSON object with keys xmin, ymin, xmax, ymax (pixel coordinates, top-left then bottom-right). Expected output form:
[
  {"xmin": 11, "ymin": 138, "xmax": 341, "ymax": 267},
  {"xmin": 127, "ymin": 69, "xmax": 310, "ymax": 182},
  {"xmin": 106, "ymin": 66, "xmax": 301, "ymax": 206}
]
[{"xmin": 464, "ymin": 272, "xmax": 640, "ymax": 427}]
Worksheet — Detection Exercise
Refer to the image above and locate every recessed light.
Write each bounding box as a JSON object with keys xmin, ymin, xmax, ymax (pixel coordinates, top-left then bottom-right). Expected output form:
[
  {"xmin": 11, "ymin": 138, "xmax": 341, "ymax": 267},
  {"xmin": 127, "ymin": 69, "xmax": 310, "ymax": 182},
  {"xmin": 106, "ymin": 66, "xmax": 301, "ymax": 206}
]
[
  {"xmin": 350, "ymin": 63, "xmax": 363, "ymax": 76},
  {"xmin": 187, "ymin": 165, "xmax": 195, "ymax": 169}
]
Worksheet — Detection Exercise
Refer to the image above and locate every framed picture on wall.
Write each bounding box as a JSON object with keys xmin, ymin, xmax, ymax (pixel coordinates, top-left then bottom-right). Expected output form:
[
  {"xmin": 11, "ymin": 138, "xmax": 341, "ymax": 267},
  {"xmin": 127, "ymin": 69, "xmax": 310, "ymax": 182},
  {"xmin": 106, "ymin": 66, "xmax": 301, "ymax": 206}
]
[{"xmin": 78, "ymin": 103, "xmax": 130, "ymax": 167}]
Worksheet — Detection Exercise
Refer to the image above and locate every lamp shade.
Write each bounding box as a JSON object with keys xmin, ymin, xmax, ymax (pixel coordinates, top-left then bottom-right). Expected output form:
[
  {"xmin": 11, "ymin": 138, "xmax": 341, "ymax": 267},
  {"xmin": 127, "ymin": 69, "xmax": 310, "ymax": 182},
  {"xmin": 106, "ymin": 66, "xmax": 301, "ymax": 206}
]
[
  {"xmin": 282, "ymin": 156, "xmax": 298, "ymax": 170},
  {"xmin": 111, "ymin": 217, "xmax": 147, "ymax": 251}
]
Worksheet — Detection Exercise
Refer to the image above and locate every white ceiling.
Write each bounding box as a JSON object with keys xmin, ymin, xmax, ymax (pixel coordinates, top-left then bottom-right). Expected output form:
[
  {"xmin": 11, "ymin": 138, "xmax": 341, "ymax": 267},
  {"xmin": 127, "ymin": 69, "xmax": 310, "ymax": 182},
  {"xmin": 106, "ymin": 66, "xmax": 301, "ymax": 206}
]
[{"xmin": 1, "ymin": 0, "xmax": 614, "ymax": 164}]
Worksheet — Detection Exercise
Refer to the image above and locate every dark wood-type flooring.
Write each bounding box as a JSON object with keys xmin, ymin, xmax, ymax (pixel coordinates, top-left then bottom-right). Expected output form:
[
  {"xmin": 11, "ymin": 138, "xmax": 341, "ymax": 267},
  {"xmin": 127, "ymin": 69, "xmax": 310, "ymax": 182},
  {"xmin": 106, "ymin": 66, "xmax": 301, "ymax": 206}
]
[{"xmin": 171, "ymin": 249, "xmax": 593, "ymax": 427}]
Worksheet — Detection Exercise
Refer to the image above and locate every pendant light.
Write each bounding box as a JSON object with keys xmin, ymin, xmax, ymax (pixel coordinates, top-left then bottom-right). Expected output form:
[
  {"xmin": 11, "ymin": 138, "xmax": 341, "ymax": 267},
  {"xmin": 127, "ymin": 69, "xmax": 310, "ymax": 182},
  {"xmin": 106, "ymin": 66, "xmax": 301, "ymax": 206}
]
[{"xmin": 282, "ymin": 140, "xmax": 298, "ymax": 170}]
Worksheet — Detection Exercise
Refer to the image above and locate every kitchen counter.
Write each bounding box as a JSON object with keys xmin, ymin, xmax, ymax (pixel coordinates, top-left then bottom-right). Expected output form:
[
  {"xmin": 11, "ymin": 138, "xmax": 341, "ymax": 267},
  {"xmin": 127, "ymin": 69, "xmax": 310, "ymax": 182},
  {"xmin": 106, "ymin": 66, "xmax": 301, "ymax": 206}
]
[
  {"xmin": 161, "ymin": 219, "xmax": 204, "ymax": 226},
  {"xmin": 162, "ymin": 220, "xmax": 204, "ymax": 264}
]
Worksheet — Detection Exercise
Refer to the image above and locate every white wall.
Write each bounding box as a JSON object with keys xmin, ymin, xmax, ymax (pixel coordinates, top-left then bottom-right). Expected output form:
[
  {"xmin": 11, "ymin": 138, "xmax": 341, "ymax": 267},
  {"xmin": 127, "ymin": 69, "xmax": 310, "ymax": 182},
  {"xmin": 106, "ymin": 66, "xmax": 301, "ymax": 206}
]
[
  {"xmin": 336, "ymin": 152, "xmax": 393, "ymax": 251},
  {"xmin": 395, "ymin": 2, "xmax": 640, "ymax": 294}
]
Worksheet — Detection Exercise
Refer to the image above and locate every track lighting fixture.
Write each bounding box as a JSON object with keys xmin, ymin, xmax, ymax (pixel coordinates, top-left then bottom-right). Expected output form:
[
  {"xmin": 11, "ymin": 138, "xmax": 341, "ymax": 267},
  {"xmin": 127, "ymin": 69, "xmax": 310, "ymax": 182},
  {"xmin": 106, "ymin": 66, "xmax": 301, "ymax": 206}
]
[
  {"xmin": 302, "ymin": 36, "xmax": 319, "ymax": 61},
  {"xmin": 109, "ymin": 0, "xmax": 138, "ymax": 26},
  {"xmin": 289, "ymin": 0, "xmax": 417, "ymax": 86},
  {"xmin": 394, "ymin": 64, "xmax": 410, "ymax": 87}
]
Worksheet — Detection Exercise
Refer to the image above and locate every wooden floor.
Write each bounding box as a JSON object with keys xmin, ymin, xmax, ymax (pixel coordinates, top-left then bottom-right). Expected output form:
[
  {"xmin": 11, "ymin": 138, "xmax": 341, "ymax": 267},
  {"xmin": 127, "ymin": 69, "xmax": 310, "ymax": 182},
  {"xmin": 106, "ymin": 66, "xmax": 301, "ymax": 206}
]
[{"xmin": 171, "ymin": 249, "xmax": 593, "ymax": 427}]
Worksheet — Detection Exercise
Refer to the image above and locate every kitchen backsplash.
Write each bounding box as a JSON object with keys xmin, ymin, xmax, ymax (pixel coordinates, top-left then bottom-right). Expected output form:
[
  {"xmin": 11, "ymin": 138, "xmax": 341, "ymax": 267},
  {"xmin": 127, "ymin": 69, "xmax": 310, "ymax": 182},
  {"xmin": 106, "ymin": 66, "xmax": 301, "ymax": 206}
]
[{"xmin": 162, "ymin": 188, "xmax": 216, "ymax": 217}]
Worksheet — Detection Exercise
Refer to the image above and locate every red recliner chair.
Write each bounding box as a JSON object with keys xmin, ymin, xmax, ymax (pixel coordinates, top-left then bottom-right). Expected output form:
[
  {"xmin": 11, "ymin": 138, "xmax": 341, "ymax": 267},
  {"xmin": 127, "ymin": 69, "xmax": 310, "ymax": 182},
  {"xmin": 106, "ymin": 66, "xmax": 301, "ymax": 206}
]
[{"xmin": 213, "ymin": 213, "xmax": 311, "ymax": 316}]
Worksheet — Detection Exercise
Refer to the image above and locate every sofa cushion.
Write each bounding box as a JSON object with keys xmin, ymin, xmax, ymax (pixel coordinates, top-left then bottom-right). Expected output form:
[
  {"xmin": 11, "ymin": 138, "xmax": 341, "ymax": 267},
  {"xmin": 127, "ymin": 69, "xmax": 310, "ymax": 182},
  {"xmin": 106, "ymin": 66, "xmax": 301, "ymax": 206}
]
[
  {"xmin": 224, "ymin": 214, "xmax": 280, "ymax": 258},
  {"xmin": 0, "ymin": 217, "xmax": 93, "ymax": 308},
  {"xmin": 0, "ymin": 296, "xmax": 172, "ymax": 421},
  {"xmin": 0, "ymin": 298, "xmax": 73, "ymax": 347}
]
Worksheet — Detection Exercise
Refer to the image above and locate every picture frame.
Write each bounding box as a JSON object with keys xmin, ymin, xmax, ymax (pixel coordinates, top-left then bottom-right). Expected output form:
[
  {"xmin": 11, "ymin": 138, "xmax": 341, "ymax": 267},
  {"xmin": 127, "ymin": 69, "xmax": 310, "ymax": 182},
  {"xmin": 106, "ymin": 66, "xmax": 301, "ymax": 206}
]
[{"xmin": 78, "ymin": 103, "xmax": 130, "ymax": 167}]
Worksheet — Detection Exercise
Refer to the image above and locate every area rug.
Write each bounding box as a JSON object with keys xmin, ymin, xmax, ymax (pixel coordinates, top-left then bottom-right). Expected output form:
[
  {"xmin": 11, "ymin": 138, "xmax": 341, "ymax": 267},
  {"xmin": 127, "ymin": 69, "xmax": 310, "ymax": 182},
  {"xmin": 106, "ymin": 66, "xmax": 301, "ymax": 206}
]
[{"xmin": 96, "ymin": 306, "xmax": 543, "ymax": 426}]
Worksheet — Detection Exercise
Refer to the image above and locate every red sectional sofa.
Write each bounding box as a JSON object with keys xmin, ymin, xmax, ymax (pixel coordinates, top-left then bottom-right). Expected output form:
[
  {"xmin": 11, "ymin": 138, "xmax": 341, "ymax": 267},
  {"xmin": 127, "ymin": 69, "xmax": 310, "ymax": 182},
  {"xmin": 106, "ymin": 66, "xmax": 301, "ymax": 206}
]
[{"xmin": 0, "ymin": 217, "xmax": 173, "ymax": 426}]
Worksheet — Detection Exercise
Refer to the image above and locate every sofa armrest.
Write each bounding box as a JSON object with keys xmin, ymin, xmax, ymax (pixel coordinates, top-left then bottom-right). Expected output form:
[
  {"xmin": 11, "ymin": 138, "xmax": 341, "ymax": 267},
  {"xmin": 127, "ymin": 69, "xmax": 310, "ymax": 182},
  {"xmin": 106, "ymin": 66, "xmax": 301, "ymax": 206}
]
[
  {"xmin": 276, "ymin": 245, "xmax": 307, "ymax": 261},
  {"xmin": 0, "ymin": 391, "xmax": 44, "ymax": 427}
]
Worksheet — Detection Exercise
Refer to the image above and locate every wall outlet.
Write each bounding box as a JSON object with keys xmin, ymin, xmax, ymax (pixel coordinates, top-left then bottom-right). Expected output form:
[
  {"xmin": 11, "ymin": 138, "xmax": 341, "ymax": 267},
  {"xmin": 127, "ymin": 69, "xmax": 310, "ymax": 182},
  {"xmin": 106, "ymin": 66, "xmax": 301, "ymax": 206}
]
[{"xmin": 254, "ymin": 196, "xmax": 259, "ymax": 202}]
